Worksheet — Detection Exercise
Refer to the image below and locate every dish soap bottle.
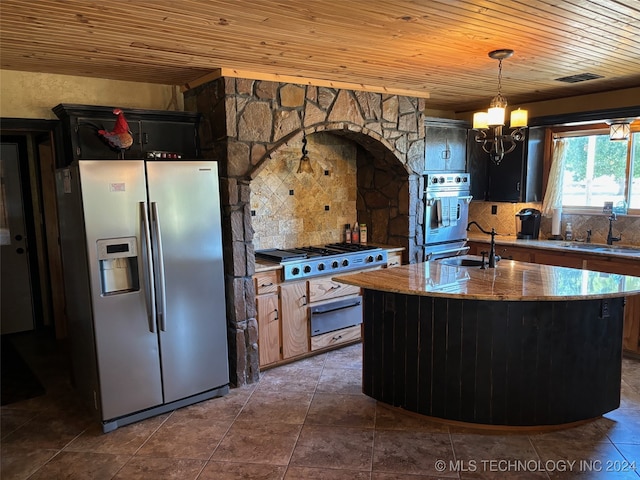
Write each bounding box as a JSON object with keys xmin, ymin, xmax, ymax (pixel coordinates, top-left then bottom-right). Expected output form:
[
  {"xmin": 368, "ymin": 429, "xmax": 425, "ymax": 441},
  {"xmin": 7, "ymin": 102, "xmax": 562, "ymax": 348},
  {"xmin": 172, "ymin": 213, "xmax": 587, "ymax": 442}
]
[
  {"xmin": 352, "ymin": 222, "xmax": 360, "ymax": 244},
  {"xmin": 565, "ymin": 222, "xmax": 573, "ymax": 241}
]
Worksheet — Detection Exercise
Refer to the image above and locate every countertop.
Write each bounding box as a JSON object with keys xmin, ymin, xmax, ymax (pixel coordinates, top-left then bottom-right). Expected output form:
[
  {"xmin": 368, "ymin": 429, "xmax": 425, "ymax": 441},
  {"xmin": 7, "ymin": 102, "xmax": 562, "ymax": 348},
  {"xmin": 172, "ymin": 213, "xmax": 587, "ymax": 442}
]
[
  {"xmin": 254, "ymin": 244, "xmax": 405, "ymax": 274},
  {"xmin": 333, "ymin": 257, "xmax": 640, "ymax": 301},
  {"xmin": 466, "ymin": 232, "xmax": 640, "ymax": 260}
]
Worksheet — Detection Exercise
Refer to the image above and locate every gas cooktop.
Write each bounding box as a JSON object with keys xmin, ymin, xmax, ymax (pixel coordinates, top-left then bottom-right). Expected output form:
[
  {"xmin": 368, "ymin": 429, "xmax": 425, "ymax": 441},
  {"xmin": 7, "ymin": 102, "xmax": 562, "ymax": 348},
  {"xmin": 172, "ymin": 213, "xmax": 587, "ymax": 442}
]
[{"xmin": 255, "ymin": 243, "xmax": 388, "ymax": 280}]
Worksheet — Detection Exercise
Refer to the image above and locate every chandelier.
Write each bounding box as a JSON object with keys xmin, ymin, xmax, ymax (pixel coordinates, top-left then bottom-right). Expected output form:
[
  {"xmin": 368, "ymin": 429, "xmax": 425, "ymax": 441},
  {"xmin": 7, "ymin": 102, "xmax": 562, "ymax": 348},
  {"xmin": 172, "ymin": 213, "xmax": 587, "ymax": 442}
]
[{"xmin": 472, "ymin": 49, "xmax": 528, "ymax": 165}]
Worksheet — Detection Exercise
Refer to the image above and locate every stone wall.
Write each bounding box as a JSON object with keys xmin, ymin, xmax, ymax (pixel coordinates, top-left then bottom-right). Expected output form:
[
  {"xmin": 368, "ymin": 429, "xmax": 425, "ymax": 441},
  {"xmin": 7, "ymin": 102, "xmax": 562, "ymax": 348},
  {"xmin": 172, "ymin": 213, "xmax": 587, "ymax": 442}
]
[{"xmin": 185, "ymin": 77, "xmax": 426, "ymax": 386}]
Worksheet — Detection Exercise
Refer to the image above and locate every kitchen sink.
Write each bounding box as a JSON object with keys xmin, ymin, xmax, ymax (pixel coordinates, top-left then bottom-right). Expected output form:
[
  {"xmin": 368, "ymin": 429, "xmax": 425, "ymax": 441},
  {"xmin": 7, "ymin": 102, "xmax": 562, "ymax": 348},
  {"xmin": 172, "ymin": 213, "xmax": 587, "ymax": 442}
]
[
  {"xmin": 438, "ymin": 255, "xmax": 490, "ymax": 267},
  {"xmin": 559, "ymin": 242, "xmax": 640, "ymax": 255}
]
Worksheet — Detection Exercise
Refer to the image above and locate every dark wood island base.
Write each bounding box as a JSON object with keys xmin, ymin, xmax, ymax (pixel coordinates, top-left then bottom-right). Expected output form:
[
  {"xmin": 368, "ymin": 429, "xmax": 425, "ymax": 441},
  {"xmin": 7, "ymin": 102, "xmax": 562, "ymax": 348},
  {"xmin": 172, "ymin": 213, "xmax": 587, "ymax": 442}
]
[
  {"xmin": 362, "ymin": 291, "xmax": 624, "ymax": 427},
  {"xmin": 334, "ymin": 257, "xmax": 640, "ymax": 428}
]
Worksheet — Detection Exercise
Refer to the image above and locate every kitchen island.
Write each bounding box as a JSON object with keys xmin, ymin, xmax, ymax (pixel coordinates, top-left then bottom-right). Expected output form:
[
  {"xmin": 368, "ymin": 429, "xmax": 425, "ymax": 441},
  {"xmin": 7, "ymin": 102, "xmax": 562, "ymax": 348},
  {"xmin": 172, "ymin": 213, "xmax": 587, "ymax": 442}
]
[{"xmin": 334, "ymin": 258, "xmax": 640, "ymax": 427}]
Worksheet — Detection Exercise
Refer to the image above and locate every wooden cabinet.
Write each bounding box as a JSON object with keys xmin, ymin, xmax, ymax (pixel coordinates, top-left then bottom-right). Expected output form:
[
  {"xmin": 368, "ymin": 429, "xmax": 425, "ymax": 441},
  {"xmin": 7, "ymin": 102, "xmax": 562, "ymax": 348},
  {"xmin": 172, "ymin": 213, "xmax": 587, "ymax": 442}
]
[
  {"xmin": 423, "ymin": 117, "xmax": 469, "ymax": 172},
  {"xmin": 53, "ymin": 103, "xmax": 200, "ymax": 166},
  {"xmin": 467, "ymin": 241, "xmax": 532, "ymax": 262},
  {"xmin": 255, "ymin": 270, "xmax": 278, "ymax": 295},
  {"xmin": 254, "ymin": 247, "xmax": 401, "ymax": 368},
  {"xmin": 279, "ymin": 281, "xmax": 309, "ymax": 359},
  {"xmin": 308, "ymin": 277, "xmax": 361, "ymax": 303},
  {"xmin": 256, "ymin": 292, "xmax": 280, "ymax": 366},
  {"xmin": 584, "ymin": 256, "xmax": 640, "ymax": 355},
  {"xmin": 623, "ymin": 297, "xmax": 640, "ymax": 354},
  {"xmin": 311, "ymin": 324, "xmax": 361, "ymax": 351},
  {"xmin": 495, "ymin": 245, "xmax": 533, "ymax": 263},
  {"xmin": 468, "ymin": 126, "xmax": 544, "ymax": 202},
  {"xmin": 533, "ymin": 251, "xmax": 586, "ymax": 269}
]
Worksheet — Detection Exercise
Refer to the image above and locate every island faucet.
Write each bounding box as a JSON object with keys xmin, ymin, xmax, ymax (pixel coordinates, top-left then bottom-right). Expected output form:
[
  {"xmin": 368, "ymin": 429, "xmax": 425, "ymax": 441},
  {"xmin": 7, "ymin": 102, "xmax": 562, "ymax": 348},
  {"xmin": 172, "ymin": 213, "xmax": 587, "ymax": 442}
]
[
  {"xmin": 607, "ymin": 213, "xmax": 622, "ymax": 245},
  {"xmin": 466, "ymin": 222, "xmax": 498, "ymax": 268}
]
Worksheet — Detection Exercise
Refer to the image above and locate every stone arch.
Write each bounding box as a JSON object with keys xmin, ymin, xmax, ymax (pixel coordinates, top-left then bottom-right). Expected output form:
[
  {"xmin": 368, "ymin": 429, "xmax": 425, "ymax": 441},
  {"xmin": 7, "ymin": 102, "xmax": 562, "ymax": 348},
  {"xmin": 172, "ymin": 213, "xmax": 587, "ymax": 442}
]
[
  {"xmin": 249, "ymin": 121, "xmax": 410, "ymax": 180},
  {"xmin": 185, "ymin": 77, "xmax": 426, "ymax": 387}
]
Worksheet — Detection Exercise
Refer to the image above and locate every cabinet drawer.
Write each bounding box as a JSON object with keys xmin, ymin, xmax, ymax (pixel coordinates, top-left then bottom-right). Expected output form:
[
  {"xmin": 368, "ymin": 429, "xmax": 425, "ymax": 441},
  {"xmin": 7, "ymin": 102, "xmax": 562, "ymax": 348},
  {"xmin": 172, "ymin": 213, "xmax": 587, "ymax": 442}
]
[
  {"xmin": 495, "ymin": 246, "xmax": 533, "ymax": 263},
  {"xmin": 311, "ymin": 324, "xmax": 361, "ymax": 351},
  {"xmin": 254, "ymin": 271, "xmax": 279, "ymax": 295},
  {"xmin": 308, "ymin": 277, "xmax": 360, "ymax": 302}
]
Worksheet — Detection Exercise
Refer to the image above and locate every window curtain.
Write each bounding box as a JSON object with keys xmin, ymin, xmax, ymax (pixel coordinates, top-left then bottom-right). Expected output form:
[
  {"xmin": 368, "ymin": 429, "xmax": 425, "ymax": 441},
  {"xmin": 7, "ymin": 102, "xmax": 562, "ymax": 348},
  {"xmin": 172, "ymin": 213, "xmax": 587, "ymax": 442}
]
[{"xmin": 542, "ymin": 138, "xmax": 567, "ymax": 217}]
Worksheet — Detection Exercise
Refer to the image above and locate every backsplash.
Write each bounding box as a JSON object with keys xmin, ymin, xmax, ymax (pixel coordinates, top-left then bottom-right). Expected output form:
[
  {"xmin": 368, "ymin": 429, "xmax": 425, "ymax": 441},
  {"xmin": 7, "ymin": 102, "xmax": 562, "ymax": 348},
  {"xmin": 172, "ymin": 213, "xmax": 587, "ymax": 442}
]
[
  {"xmin": 469, "ymin": 201, "xmax": 640, "ymax": 246},
  {"xmin": 251, "ymin": 132, "xmax": 357, "ymax": 250}
]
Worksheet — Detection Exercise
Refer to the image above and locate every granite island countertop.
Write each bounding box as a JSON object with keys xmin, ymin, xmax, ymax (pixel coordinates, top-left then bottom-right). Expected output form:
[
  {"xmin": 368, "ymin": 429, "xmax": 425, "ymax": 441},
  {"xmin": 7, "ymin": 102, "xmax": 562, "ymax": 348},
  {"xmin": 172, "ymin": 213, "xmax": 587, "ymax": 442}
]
[{"xmin": 333, "ymin": 257, "xmax": 640, "ymax": 301}]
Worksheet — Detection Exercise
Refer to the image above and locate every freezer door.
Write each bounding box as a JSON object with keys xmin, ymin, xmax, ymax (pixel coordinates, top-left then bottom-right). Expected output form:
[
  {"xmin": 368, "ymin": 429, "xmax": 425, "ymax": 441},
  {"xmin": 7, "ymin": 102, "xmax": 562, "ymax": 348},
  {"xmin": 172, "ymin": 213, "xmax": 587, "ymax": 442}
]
[
  {"xmin": 78, "ymin": 161, "xmax": 163, "ymax": 420},
  {"xmin": 146, "ymin": 161, "xmax": 229, "ymax": 402}
]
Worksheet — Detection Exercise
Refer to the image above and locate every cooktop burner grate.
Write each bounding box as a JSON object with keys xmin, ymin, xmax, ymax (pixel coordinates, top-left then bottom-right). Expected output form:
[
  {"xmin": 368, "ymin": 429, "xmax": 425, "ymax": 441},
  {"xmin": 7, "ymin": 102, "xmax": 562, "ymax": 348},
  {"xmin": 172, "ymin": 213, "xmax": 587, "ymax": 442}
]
[{"xmin": 325, "ymin": 242, "xmax": 380, "ymax": 252}]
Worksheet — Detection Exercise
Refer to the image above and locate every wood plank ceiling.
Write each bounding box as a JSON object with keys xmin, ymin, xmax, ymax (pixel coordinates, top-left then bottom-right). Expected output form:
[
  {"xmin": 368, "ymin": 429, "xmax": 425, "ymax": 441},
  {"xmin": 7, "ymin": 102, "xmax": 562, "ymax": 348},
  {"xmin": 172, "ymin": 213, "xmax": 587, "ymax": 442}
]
[{"xmin": 1, "ymin": 0, "xmax": 639, "ymax": 112}]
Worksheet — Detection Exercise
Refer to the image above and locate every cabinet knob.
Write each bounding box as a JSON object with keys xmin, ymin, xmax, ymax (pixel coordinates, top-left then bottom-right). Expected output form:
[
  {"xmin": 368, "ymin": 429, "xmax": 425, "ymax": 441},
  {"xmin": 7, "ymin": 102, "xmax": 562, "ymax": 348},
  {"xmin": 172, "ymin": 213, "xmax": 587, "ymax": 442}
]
[{"xmin": 251, "ymin": 343, "xmax": 258, "ymax": 351}]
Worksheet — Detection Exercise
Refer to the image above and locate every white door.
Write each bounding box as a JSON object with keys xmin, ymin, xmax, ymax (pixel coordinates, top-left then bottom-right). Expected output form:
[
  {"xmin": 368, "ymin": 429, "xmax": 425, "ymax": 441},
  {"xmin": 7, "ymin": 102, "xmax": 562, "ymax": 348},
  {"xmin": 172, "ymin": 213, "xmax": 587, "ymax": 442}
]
[{"xmin": 0, "ymin": 142, "xmax": 34, "ymax": 334}]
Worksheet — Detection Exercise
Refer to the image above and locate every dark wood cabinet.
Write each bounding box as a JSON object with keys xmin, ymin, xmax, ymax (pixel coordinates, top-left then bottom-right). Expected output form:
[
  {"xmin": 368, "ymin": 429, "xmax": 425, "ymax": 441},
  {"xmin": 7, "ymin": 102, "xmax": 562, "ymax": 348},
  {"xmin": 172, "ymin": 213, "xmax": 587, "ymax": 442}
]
[
  {"xmin": 53, "ymin": 104, "xmax": 200, "ymax": 166},
  {"xmin": 468, "ymin": 126, "xmax": 544, "ymax": 202},
  {"xmin": 423, "ymin": 117, "xmax": 469, "ymax": 172}
]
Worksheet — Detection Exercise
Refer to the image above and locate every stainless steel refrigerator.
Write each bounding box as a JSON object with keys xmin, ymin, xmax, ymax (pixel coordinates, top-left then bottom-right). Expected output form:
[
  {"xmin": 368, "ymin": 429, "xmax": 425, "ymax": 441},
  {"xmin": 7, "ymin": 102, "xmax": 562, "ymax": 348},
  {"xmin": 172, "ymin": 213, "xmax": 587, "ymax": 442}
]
[{"xmin": 56, "ymin": 160, "xmax": 229, "ymax": 432}]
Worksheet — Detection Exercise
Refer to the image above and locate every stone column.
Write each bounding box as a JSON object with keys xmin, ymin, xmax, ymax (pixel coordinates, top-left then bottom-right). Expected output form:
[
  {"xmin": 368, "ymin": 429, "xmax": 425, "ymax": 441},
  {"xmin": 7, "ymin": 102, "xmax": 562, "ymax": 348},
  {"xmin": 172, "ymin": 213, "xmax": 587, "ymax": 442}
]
[{"xmin": 185, "ymin": 77, "xmax": 426, "ymax": 386}]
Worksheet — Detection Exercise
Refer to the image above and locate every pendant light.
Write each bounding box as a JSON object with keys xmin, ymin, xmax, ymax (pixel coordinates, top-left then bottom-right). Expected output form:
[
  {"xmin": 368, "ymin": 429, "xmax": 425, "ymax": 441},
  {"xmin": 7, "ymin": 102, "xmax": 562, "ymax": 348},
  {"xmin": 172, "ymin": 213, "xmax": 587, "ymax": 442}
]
[
  {"xmin": 472, "ymin": 49, "xmax": 528, "ymax": 165},
  {"xmin": 297, "ymin": 133, "xmax": 313, "ymax": 174}
]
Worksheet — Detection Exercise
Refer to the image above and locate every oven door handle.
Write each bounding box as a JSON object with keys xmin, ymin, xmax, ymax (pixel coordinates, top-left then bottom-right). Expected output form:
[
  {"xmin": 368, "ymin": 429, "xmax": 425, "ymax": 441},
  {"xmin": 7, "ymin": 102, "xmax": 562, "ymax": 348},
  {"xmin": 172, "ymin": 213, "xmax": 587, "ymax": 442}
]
[
  {"xmin": 425, "ymin": 246, "xmax": 470, "ymax": 261},
  {"xmin": 311, "ymin": 300, "xmax": 362, "ymax": 315},
  {"xmin": 460, "ymin": 195, "xmax": 473, "ymax": 204}
]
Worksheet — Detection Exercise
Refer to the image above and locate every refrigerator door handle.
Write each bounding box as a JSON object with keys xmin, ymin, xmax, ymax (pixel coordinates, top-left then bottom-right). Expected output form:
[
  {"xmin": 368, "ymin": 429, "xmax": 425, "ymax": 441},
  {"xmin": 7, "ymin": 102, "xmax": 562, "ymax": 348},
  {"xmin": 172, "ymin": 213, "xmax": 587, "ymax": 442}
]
[
  {"xmin": 140, "ymin": 202, "xmax": 157, "ymax": 333},
  {"xmin": 151, "ymin": 202, "xmax": 168, "ymax": 331}
]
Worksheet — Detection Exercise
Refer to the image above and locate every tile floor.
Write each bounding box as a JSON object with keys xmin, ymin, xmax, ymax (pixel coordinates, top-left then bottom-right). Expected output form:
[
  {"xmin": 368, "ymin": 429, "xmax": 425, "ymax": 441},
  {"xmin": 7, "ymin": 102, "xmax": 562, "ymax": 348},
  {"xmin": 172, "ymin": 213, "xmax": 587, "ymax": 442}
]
[{"xmin": 1, "ymin": 334, "xmax": 640, "ymax": 479}]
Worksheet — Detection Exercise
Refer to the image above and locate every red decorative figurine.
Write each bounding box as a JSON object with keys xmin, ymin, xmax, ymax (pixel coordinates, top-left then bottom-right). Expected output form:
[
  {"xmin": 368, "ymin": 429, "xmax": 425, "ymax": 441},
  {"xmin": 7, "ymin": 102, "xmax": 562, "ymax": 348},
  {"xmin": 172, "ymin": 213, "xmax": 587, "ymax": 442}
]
[{"xmin": 98, "ymin": 108, "xmax": 134, "ymax": 157}]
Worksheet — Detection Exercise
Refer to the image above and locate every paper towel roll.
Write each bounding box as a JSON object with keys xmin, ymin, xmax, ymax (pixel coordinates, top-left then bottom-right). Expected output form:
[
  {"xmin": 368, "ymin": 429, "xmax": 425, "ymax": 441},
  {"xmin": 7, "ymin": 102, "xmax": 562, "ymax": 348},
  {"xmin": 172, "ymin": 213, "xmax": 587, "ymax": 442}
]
[{"xmin": 552, "ymin": 208, "xmax": 562, "ymax": 236}]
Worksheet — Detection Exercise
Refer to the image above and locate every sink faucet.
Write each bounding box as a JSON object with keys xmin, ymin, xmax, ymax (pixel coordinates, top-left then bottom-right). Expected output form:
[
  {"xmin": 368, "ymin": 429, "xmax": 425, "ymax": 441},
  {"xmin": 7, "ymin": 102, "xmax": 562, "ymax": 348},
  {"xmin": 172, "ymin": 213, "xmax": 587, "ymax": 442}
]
[
  {"xmin": 467, "ymin": 222, "xmax": 498, "ymax": 268},
  {"xmin": 607, "ymin": 213, "xmax": 622, "ymax": 245},
  {"xmin": 466, "ymin": 221, "xmax": 492, "ymax": 235}
]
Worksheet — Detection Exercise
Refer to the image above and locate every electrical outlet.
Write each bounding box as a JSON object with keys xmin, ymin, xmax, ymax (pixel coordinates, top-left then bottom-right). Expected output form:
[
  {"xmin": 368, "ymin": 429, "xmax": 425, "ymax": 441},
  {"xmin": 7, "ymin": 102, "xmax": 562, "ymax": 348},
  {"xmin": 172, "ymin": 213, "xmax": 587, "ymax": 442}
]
[{"xmin": 491, "ymin": 205, "xmax": 498, "ymax": 215}]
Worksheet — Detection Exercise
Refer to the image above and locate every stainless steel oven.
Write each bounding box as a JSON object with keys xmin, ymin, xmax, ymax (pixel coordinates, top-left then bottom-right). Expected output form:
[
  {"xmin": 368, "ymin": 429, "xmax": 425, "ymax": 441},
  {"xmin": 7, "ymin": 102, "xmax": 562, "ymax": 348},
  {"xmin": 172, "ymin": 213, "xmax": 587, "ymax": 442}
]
[{"xmin": 423, "ymin": 173, "xmax": 472, "ymax": 260}]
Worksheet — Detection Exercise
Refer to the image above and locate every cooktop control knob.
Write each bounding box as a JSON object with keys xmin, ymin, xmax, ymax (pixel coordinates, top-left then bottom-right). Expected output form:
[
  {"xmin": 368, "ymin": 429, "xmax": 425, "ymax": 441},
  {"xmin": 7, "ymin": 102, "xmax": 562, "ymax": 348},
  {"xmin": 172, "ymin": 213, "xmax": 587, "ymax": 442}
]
[
  {"xmin": 439, "ymin": 177, "xmax": 445, "ymax": 183},
  {"xmin": 432, "ymin": 177, "xmax": 439, "ymax": 184},
  {"xmin": 366, "ymin": 255, "xmax": 374, "ymax": 263},
  {"xmin": 291, "ymin": 267, "xmax": 300, "ymax": 275},
  {"xmin": 455, "ymin": 176, "xmax": 461, "ymax": 183},
  {"xmin": 376, "ymin": 254, "xmax": 384, "ymax": 262},
  {"xmin": 303, "ymin": 265, "xmax": 312, "ymax": 274},
  {"xmin": 331, "ymin": 261, "xmax": 339, "ymax": 269},
  {"xmin": 342, "ymin": 259, "xmax": 349, "ymax": 267},
  {"xmin": 317, "ymin": 263, "xmax": 325, "ymax": 271}
]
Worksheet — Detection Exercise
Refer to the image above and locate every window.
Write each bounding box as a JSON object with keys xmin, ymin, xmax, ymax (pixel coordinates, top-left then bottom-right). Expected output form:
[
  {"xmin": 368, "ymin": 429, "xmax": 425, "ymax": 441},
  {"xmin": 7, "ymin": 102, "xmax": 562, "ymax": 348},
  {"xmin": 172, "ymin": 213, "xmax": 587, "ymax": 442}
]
[{"xmin": 553, "ymin": 126, "xmax": 639, "ymax": 213}]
